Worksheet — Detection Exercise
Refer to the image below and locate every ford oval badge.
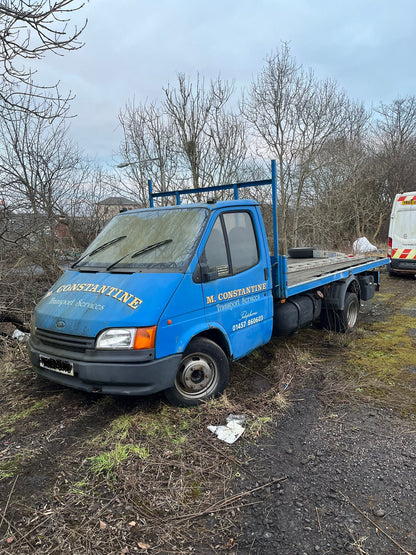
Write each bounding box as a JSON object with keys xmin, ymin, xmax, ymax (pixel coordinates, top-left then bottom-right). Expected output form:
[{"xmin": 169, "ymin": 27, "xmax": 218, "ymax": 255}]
[{"xmin": 56, "ymin": 320, "xmax": 66, "ymax": 328}]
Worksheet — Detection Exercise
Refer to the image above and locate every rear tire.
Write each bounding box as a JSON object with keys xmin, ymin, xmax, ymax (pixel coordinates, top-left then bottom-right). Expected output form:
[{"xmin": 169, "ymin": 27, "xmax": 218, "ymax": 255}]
[
  {"xmin": 164, "ymin": 337, "xmax": 229, "ymax": 407},
  {"xmin": 339, "ymin": 291, "xmax": 360, "ymax": 332},
  {"xmin": 320, "ymin": 292, "xmax": 359, "ymax": 333}
]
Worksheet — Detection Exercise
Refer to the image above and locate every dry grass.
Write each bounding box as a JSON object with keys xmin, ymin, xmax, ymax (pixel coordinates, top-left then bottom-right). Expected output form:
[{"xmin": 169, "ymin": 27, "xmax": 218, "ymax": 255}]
[
  {"xmin": 0, "ymin": 273, "xmax": 415, "ymax": 552},
  {"xmin": 281, "ymin": 281, "xmax": 416, "ymax": 415},
  {"xmin": 0, "ymin": 339, "xmax": 298, "ymax": 553}
]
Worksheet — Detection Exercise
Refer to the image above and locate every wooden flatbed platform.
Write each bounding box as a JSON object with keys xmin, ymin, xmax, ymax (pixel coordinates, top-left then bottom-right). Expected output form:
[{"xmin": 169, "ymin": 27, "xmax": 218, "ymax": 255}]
[{"xmin": 286, "ymin": 255, "xmax": 386, "ymax": 288}]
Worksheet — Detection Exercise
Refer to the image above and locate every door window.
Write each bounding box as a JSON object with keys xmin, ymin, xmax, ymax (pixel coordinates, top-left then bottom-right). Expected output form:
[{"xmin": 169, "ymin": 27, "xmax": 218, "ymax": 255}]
[
  {"xmin": 202, "ymin": 211, "xmax": 259, "ymax": 280},
  {"xmin": 224, "ymin": 212, "xmax": 259, "ymax": 273}
]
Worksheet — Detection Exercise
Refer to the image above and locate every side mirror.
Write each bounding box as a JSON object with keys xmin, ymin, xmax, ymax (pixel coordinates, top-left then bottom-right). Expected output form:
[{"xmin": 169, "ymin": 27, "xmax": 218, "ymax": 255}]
[{"xmin": 193, "ymin": 262, "xmax": 218, "ymax": 283}]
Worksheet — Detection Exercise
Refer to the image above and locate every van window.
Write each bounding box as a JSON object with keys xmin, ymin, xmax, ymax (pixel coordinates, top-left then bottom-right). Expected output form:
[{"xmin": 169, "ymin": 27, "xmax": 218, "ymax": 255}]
[
  {"xmin": 202, "ymin": 211, "xmax": 259, "ymax": 280},
  {"xmin": 203, "ymin": 218, "xmax": 230, "ymax": 277},
  {"xmin": 224, "ymin": 212, "xmax": 259, "ymax": 273}
]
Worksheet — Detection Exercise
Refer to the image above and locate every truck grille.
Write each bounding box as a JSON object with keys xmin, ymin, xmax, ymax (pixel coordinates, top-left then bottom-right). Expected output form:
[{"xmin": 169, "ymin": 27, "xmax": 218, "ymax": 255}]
[{"xmin": 35, "ymin": 328, "xmax": 95, "ymax": 353}]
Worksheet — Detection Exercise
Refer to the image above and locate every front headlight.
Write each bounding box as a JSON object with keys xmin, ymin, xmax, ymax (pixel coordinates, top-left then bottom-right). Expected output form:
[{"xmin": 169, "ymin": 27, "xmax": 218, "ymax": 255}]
[{"xmin": 96, "ymin": 327, "xmax": 156, "ymax": 350}]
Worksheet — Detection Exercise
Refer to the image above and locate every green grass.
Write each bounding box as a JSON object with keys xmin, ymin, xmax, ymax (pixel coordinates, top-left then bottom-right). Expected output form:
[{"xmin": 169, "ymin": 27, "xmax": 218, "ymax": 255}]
[
  {"xmin": 88, "ymin": 443, "xmax": 150, "ymax": 480},
  {"xmin": 346, "ymin": 312, "xmax": 416, "ymax": 414},
  {"xmin": 0, "ymin": 450, "xmax": 34, "ymax": 481}
]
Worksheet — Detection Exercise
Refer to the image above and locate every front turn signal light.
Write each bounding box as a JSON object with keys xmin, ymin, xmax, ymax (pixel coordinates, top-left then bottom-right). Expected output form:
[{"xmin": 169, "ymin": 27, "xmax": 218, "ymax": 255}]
[{"xmin": 133, "ymin": 326, "xmax": 157, "ymax": 350}]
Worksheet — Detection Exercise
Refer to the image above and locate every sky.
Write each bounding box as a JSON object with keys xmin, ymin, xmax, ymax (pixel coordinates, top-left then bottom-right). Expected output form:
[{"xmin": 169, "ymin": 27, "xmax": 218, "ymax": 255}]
[{"xmin": 34, "ymin": 0, "xmax": 416, "ymax": 166}]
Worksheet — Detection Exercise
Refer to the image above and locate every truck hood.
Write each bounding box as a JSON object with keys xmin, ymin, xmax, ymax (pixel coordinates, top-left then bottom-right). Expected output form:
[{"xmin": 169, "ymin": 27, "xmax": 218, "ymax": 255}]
[{"xmin": 34, "ymin": 270, "xmax": 184, "ymax": 338}]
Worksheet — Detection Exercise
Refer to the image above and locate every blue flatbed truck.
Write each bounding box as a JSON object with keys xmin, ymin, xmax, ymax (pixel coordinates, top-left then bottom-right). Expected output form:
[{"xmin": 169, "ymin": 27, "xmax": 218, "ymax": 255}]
[{"xmin": 29, "ymin": 161, "xmax": 389, "ymax": 406}]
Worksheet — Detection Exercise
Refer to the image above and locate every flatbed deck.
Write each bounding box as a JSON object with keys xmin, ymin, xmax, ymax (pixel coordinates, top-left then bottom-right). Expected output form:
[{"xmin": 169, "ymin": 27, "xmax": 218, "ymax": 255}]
[
  {"xmin": 273, "ymin": 254, "xmax": 389, "ymax": 298},
  {"xmin": 287, "ymin": 255, "xmax": 373, "ymax": 286}
]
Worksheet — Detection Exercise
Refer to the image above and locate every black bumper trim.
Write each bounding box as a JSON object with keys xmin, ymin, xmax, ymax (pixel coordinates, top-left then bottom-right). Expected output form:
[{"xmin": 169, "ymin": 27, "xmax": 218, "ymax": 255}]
[
  {"xmin": 29, "ymin": 338, "xmax": 182, "ymax": 396},
  {"xmin": 390, "ymin": 259, "xmax": 416, "ymax": 272}
]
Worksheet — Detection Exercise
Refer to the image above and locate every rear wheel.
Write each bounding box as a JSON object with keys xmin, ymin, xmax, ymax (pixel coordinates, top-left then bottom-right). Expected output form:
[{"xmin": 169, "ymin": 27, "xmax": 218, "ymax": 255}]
[
  {"xmin": 164, "ymin": 337, "xmax": 229, "ymax": 407},
  {"xmin": 320, "ymin": 291, "xmax": 359, "ymax": 333},
  {"xmin": 340, "ymin": 292, "xmax": 360, "ymax": 331}
]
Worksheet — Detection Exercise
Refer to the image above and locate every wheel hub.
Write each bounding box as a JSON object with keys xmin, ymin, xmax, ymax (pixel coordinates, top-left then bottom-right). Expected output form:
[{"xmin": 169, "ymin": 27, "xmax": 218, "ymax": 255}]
[
  {"xmin": 347, "ymin": 301, "xmax": 358, "ymax": 327},
  {"xmin": 181, "ymin": 357, "xmax": 213, "ymax": 391}
]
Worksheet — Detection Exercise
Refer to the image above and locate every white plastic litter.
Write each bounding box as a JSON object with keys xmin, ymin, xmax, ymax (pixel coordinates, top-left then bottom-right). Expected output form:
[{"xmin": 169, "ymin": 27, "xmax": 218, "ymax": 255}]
[
  {"xmin": 353, "ymin": 237, "xmax": 377, "ymax": 254},
  {"xmin": 12, "ymin": 329, "xmax": 28, "ymax": 342},
  {"xmin": 207, "ymin": 414, "xmax": 246, "ymax": 444}
]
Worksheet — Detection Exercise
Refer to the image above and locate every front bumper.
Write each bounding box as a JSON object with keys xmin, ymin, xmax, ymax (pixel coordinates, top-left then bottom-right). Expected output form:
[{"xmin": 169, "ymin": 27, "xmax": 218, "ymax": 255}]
[{"xmin": 29, "ymin": 332, "xmax": 181, "ymax": 396}]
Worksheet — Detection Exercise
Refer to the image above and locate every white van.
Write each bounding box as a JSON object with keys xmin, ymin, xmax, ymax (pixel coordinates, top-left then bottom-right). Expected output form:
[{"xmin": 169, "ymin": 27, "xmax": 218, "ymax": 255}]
[{"xmin": 388, "ymin": 192, "xmax": 416, "ymax": 276}]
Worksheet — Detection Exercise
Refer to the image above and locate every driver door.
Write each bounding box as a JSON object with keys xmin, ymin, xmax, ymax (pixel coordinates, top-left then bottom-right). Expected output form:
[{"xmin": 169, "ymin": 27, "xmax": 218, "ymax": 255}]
[{"xmin": 200, "ymin": 209, "xmax": 273, "ymax": 359}]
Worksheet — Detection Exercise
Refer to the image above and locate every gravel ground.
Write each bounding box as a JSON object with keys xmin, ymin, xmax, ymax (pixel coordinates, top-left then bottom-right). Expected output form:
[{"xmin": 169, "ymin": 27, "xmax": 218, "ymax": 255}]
[{"xmin": 236, "ymin": 390, "xmax": 415, "ymax": 555}]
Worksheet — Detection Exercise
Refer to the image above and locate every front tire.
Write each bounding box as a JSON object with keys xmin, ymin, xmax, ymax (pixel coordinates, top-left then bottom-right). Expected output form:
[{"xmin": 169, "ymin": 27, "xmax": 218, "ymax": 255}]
[{"xmin": 164, "ymin": 337, "xmax": 229, "ymax": 407}]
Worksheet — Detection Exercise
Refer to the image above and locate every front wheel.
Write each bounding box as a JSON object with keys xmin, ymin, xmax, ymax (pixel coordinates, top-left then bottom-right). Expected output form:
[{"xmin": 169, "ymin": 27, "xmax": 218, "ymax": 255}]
[{"xmin": 164, "ymin": 337, "xmax": 229, "ymax": 407}]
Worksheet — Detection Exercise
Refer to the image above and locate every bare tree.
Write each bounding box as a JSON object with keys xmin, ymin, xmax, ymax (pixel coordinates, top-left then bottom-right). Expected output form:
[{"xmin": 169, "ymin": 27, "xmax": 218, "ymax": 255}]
[
  {"xmin": 118, "ymin": 74, "xmax": 248, "ymax": 203},
  {"xmin": 0, "ymin": 104, "xmax": 81, "ymax": 215},
  {"xmin": 0, "ymin": 0, "xmax": 86, "ymax": 119},
  {"xmin": 204, "ymin": 108, "xmax": 248, "ymax": 188},
  {"xmin": 299, "ymin": 98, "xmax": 416, "ymax": 250},
  {"xmin": 299, "ymin": 101, "xmax": 385, "ymax": 248},
  {"xmin": 372, "ymin": 97, "xmax": 416, "ymax": 207},
  {"xmin": 118, "ymin": 101, "xmax": 179, "ymax": 205},
  {"xmin": 163, "ymin": 74, "xmax": 248, "ymax": 192},
  {"xmin": 66, "ymin": 165, "xmax": 113, "ymax": 248},
  {"xmin": 304, "ymin": 140, "xmax": 381, "ymax": 249},
  {"xmin": 242, "ymin": 43, "xmax": 356, "ymax": 252},
  {"xmin": 0, "ymin": 95, "xmax": 85, "ymax": 279}
]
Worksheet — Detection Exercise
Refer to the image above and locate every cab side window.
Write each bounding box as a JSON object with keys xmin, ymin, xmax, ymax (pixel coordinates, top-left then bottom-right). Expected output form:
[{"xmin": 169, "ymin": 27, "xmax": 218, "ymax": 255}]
[
  {"xmin": 224, "ymin": 212, "xmax": 259, "ymax": 273},
  {"xmin": 201, "ymin": 211, "xmax": 259, "ymax": 281}
]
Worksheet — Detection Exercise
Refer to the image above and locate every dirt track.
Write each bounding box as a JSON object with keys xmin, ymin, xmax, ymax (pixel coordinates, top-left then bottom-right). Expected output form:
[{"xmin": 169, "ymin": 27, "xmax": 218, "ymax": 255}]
[
  {"xmin": 0, "ymin": 272, "xmax": 415, "ymax": 554},
  {"xmin": 236, "ymin": 392, "xmax": 416, "ymax": 554}
]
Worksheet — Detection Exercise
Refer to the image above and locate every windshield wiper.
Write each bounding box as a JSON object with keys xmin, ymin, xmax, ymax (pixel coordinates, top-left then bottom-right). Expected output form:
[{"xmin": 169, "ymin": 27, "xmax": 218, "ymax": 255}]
[
  {"xmin": 132, "ymin": 239, "xmax": 172, "ymax": 258},
  {"xmin": 71, "ymin": 235, "xmax": 127, "ymax": 268},
  {"xmin": 105, "ymin": 239, "xmax": 172, "ymax": 271}
]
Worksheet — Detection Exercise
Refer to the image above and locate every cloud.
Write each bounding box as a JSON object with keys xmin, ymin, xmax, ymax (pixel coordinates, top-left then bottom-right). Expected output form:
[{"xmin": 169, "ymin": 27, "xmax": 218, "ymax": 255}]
[{"xmin": 32, "ymin": 0, "xmax": 416, "ymax": 160}]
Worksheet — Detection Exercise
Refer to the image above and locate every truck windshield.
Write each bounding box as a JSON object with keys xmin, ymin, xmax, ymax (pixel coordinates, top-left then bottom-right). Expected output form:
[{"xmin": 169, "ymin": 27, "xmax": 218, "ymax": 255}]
[{"xmin": 74, "ymin": 207, "xmax": 209, "ymax": 272}]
